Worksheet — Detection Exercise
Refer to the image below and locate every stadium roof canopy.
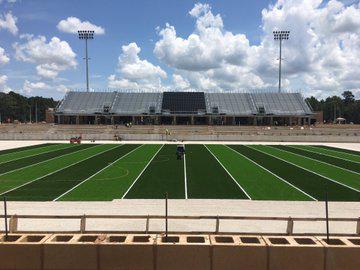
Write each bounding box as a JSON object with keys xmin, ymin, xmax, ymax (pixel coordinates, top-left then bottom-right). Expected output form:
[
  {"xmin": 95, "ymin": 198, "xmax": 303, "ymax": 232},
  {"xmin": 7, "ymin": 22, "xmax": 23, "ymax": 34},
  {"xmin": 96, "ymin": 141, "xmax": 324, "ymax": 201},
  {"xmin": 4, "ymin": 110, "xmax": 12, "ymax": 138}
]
[{"xmin": 56, "ymin": 91, "xmax": 313, "ymax": 116}]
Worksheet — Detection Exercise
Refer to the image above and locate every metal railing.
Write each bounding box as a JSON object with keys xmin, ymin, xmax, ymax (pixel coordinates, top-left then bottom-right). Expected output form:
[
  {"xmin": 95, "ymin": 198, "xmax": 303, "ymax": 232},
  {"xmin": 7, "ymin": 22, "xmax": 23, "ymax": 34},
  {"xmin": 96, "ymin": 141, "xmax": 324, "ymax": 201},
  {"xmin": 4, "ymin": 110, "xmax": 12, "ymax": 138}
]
[{"xmin": 1, "ymin": 214, "xmax": 359, "ymax": 236}]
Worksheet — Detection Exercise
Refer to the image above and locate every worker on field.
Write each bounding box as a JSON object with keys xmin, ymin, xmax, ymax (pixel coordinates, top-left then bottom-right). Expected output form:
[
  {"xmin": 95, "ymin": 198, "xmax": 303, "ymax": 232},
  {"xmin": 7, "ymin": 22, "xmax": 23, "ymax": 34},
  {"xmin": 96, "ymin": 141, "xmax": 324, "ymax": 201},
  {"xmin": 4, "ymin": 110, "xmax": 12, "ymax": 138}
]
[{"xmin": 176, "ymin": 144, "xmax": 185, "ymax": 160}]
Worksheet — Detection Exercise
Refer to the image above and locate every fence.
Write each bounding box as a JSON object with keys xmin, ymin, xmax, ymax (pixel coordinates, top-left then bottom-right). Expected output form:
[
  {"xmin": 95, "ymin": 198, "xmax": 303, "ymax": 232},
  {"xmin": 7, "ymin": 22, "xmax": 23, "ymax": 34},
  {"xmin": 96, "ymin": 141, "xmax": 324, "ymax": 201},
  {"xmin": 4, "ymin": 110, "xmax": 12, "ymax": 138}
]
[{"xmin": 1, "ymin": 214, "xmax": 359, "ymax": 235}]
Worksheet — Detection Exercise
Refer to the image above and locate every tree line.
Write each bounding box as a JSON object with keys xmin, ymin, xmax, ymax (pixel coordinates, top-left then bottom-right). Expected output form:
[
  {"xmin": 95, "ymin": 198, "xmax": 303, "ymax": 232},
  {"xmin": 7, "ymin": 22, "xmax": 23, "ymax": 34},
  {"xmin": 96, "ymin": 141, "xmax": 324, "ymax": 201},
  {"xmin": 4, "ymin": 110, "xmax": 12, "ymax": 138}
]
[
  {"xmin": 306, "ymin": 91, "xmax": 360, "ymax": 124},
  {"xmin": 0, "ymin": 91, "xmax": 58, "ymax": 123}
]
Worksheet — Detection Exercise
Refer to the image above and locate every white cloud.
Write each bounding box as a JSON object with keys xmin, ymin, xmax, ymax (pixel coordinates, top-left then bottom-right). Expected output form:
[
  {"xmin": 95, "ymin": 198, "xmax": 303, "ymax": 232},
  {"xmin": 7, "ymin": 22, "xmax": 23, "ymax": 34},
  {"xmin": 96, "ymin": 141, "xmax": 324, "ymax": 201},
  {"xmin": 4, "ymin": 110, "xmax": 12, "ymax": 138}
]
[
  {"xmin": 0, "ymin": 47, "xmax": 9, "ymax": 65},
  {"xmin": 13, "ymin": 35, "xmax": 77, "ymax": 79},
  {"xmin": 154, "ymin": 1, "xmax": 360, "ymax": 96},
  {"xmin": 23, "ymin": 80, "xmax": 49, "ymax": 94},
  {"xmin": 0, "ymin": 74, "xmax": 14, "ymax": 93},
  {"xmin": 0, "ymin": 11, "xmax": 18, "ymax": 35},
  {"xmin": 108, "ymin": 42, "xmax": 167, "ymax": 91},
  {"xmin": 57, "ymin": 17, "xmax": 105, "ymax": 34}
]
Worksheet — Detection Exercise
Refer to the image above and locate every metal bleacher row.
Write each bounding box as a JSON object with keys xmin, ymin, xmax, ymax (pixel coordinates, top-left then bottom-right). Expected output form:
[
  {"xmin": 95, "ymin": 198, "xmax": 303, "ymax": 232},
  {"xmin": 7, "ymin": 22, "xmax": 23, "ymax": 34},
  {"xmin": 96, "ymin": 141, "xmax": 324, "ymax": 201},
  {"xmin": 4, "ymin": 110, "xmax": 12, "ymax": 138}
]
[{"xmin": 56, "ymin": 91, "xmax": 313, "ymax": 116}]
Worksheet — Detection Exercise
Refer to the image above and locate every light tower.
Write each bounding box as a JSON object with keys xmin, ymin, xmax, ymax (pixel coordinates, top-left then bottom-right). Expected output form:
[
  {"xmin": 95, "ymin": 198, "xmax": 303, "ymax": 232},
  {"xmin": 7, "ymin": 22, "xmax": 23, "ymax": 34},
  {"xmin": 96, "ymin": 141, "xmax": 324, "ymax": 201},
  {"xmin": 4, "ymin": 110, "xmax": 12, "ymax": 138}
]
[
  {"xmin": 78, "ymin": 30, "xmax": 94, "ymax": 92},
  {"xmin": 273, "ymin": 30, "xmax": 290, "ymax": 93}
]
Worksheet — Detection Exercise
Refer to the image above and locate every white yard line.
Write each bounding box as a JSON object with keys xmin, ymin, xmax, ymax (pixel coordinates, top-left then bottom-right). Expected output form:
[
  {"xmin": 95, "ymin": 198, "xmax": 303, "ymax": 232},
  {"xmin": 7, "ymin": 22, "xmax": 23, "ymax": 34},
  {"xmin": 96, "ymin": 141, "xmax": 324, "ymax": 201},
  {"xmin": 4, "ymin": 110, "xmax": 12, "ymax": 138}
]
[
  {"xmin": 248, "ymin": 145, "xmax": 360, "ymax": 193},
  {"xmin": 0, "ymin": 144, "xmax": 121, "ymax": 196},
  {"xmin": 53, "ymin": 144, "xmax": 144, "ymax": 201},
  {"xmin": 290, "ymin": 145, "xmax": 360, "ymax": 164},
  {"xmin": 0, "ymin": 144, "xmax": 72, "ymax": 165},
  {"xmin": 183, "ymin": 150, "xmax": 188, "ymax": 199},
  {"xmin": 0, "ymin": 144, "xmax": 99, "ymax": 177},
  {"xmin": 307, "ymin": 145, "xmax": 360, "ymax": 159},
  {"xmin": 204, "ymin": 144, "xmax": 251, "ymax": 200},
  {"xmin": 224, "ymin": 145, "xmax": 317, "ymax": 201},
  {"xmin": 268, "ymin": 145, "xmax": 360, "ymax": 176},
  {"xmin": 121, "ymin": 144, "xmax": 164, "ymax": 199}
]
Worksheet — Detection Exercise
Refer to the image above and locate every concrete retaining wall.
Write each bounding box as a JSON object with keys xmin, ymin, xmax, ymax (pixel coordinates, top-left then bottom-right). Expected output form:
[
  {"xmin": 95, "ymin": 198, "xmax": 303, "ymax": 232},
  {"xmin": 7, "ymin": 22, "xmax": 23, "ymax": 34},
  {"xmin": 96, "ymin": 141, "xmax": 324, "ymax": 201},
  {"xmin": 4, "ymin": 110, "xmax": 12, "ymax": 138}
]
[
  {"xmin": 0, "ymin": 233, "xmax": 359, "ymax": 270},
  {"xmin": 0, "ymin": 132, "xmax": 359, "ymax": 142}
]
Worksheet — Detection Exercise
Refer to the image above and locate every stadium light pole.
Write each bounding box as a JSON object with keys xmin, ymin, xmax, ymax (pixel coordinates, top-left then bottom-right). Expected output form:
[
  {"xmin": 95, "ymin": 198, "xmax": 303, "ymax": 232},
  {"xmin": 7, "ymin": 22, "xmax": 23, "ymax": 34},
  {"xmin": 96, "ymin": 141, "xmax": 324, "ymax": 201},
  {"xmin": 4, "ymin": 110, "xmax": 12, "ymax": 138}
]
[
  {"xmin": 78, "ymin": 30, "xmax": 94, "ymax": 92},
  {"xmin": 273, "ymin": 30, "xmax": 290, "ymax": 93}
]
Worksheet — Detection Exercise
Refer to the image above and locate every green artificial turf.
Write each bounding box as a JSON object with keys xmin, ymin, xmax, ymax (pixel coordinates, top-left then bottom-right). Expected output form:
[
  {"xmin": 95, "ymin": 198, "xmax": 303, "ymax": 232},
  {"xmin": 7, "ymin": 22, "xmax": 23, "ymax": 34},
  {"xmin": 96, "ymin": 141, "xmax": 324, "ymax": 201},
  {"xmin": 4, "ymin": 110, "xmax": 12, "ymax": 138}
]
[
  {"xmin": 60, "ymin": 144, "xmax": 161, "ymax": 201},
  {"xmin": 298, "ymin": 145, "xmax": 360, "ymax": 163},
  {"xmin": 125, "ymin": 144, "xmax": 185, "ymax": 199},
  {"xmin": 231, "ymin": 145, "xmax": 360, "ymax": 201},
  {"xmin": 0, "ymin": 143, "xmax": 53, "ymax": 159},
  {"xmin": 277, "ymin": 145, "xmax": 360, "ymax": 173},
  {"xmin": 4, "ymin": 144, "xmax": 135, "ymax": 201},
  {"xmin": 317, "ymin": 145, "xmax": 360, "ymax": 156},
  {"xmin": 256, "ymin": 145, "xmax": 360, "ymax": 191},
  {"xmin": 0, "ymin": 144, "xmax": 102, "ymax": 194},
  {"xmin": 186, "ymin": 144, "xmax": 248, "ymax": 199},
  {"xmin": 207, "ymin": 145, "xmax": 310, "ymax": 200},
  {"xmin": 0, "ymin": 144, "xmax": 78, "ymax": 174}
]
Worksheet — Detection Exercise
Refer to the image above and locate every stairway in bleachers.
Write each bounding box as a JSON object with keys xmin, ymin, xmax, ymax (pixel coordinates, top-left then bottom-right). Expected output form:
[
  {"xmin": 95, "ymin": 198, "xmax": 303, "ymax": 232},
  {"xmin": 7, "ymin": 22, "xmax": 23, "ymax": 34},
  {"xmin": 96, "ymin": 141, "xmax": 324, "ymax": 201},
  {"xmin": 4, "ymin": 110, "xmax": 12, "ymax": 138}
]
[{"xmin": 161, "ymin": 92, "xmax": 206, "ymax": 114}]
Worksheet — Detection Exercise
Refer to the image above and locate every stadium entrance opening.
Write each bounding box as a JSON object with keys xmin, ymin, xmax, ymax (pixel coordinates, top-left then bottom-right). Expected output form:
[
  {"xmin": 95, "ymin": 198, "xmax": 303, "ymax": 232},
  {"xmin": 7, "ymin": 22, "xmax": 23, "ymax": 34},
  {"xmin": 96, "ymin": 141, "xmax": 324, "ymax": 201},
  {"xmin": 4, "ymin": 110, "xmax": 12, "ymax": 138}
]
[{"xmin": 176, "ymin": 144, "xmax": 185, "ymax": 160}]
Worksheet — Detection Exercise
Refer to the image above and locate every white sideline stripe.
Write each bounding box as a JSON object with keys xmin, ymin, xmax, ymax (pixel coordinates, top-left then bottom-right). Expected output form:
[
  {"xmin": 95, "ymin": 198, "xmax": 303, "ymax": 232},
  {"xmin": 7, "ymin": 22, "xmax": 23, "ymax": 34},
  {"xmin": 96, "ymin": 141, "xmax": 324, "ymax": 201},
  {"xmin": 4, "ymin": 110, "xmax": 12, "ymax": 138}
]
[
  {"xmin": 307, "ymin": 145, "xmax": 360, "ymax": 162},
  {"xmin": 0, "ymin": 144, "xmax": 96, "ymax": 178},
  {"xmin": 204, "ymin": 144, "xmax": 251, "ymax": 200},
  {"xmin": 184, "ymin": 149, "xmax": 188, "ymax": 199},
  {"xmin": 249, "ymin": 145, "xmax": 360, "ymax": 194},
  {"xmin": 269, "ymin": 145, "xmax": 360, "ymax": 176},
  {"xmin": 0, "ymin": 144, "xmax": 73, "ymax": 165},
  {"xmin": 121, "ymin": 144, "xmax": 164, "ymax": 199},
  {"xmin": 224, "ymin": 145, "xmax": 316, "ymax": 201},
  {"xmin": 0, "ymin": 144, "xmax": 121, "ymax": 196},
  {"xmin": 320, "ymin": 146, "xmax": 360, "ymax": 158},
  {"xmin": 290, "ymin": 145, "xmax": 360, "ymax": 164},
  {"xmin": 54, "ymin": 144, "xmax": 144, "ymax": 201}
]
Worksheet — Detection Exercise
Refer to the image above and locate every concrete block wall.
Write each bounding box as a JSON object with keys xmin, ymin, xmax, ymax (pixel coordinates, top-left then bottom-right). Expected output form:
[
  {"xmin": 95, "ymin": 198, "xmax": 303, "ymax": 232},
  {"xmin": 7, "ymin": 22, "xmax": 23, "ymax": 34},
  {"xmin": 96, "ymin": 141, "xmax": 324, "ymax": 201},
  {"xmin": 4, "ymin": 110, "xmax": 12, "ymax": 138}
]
[{"xmin": 0, "ymin": 233, "xmax": 359, "ymax": 270}]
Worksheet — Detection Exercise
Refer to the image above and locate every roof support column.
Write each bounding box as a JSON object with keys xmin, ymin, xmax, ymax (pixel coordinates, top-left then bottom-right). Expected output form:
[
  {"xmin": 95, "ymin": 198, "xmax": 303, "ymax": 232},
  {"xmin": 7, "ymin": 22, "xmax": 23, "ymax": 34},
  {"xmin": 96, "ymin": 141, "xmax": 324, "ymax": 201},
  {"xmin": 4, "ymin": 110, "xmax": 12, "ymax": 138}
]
[
  {"xmin": 270, "ymin": 117, "xmax": 273, "ymax": 126},
  {"xmin": 191, "ymin": 116, "xmax": 194, "ymax": 125},
  {"xmin": 253, "ymin": 117, "xmax": 257, "ymax": 126},
  {"xmin": 173, "ymin": 116, "xmax": 177, "ymax": 125}
]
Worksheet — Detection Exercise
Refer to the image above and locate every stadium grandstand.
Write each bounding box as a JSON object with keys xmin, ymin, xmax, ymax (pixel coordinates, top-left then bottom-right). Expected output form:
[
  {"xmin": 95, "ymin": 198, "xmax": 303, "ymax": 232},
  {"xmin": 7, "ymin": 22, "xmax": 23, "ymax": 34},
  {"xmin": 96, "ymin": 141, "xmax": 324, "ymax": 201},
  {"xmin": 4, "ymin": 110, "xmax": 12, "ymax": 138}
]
[{"xmin": 54, "ymin": 91, "xmax": 314, "ymax": 126}]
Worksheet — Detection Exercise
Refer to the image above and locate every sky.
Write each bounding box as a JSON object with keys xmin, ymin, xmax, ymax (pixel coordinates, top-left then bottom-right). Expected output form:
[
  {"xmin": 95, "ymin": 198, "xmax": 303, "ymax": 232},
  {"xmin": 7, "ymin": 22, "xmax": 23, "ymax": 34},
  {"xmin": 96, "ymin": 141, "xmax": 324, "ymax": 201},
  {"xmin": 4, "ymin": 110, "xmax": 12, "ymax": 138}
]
[{"xmin": 0, "ymin": 0, "xmax": 359, "ymax": 100}]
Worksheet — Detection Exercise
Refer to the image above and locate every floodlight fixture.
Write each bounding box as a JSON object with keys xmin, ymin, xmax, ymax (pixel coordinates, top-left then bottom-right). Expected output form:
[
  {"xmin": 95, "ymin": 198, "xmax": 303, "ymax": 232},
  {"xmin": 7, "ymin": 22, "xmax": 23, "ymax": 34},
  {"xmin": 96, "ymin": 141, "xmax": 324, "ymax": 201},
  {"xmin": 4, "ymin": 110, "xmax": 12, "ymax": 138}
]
[
  {"xmin": 273, "ymin": 30, "xmax": 290, "ymax": 93},
  {"xmin": 78, "ymin": 30, "xmax": 95, "ymax": 91}
]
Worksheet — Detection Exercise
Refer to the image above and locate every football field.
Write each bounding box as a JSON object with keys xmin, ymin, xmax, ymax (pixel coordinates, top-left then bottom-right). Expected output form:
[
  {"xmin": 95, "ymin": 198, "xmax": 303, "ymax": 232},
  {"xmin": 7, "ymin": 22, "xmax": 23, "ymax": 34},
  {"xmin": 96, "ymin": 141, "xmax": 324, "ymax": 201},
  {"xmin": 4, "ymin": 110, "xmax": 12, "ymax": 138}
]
[{"xmin": 0, "ymin": 143, "xmax": 359, "ymax": 201}]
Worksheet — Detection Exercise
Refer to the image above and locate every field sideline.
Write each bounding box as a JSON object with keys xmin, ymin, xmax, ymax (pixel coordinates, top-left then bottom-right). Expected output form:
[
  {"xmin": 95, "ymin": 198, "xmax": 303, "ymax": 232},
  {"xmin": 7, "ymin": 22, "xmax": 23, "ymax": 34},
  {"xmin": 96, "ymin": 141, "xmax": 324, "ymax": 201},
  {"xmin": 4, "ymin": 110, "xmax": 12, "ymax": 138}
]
[{"xmin": 0, "ymin": 142, "xmax": 358, "ymax": 201}]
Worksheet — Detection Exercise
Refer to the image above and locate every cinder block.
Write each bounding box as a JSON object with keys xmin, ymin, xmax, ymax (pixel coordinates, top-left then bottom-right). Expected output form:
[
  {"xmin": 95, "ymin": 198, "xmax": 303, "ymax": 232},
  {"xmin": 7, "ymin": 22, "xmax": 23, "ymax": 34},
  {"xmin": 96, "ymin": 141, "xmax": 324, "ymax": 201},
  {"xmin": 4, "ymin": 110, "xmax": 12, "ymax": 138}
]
[
  {"xmin": 0, "ymin": 234, "xmax": 50, "ymax": 270},
  {"xmin": 210, "ymin": 235, "xmax": 267, "ymax": 270},
  {"xmin": 317, "ymin": 237, "xmax": 360, "ymax": 270},
  {"xmin": 99, "ymin": 234, "xmax": 156, "ymax": 270},
  {"xmin": 264, "ymin": 236, "xmax": 324, "ymax": 270},
  {"xmin": 43, "ymin": 234, "xmax": 105, "ymax": 270},
  {"xmin": 156, "ymin": 234, "xmax": 211, "ymax": 270}
]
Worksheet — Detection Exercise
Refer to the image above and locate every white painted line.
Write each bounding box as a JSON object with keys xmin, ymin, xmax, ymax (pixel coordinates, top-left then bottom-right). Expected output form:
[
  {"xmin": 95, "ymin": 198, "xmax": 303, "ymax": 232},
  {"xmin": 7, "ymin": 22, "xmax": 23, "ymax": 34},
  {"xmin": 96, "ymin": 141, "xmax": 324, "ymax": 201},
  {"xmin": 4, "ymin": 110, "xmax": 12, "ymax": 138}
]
[
  {"xmin": 269, "ymin": 145, "xmax": 360, "ymax": 176},
  {"xmin": 0, "ymin": 144, "xmax": 98, "ymax": 177},
  {"xmin": 183, "ymin": 149, "xmax": 188, "ymax": 199},
  {"xmin": 290, "ymin": 145, "xmax": 360, "ymax": 164},
  {"xmin": 121, "ymin": 144, "xmax": 164, "ymax": 199},
  {"xmin": 0, "ymin": 144, "xmax": 121, "ymax": 196},
  {"xmin": 307, "ymin": 145, "xmax": 360, "ymax": 160},
  {"xmin": 0, "ymin": 144, "xmax": 73, "ymax": 165},
  {"xmin": 249, "ymin": 145, "xmax": 360, "ymax": 194},
  {"xmin": 224, "ymin": 145, "xmax": 317, "ymax": 201},
  {"xmin": 204, "ymin": 144, "xmax": 251, "ymax": 200},
  {"xmin": 319, "ymin": 146, "xmax": 360, "ymax": 158},
  {"xmin": 54, "ymin": 144, "xmax": 144, "ymax": 201}
]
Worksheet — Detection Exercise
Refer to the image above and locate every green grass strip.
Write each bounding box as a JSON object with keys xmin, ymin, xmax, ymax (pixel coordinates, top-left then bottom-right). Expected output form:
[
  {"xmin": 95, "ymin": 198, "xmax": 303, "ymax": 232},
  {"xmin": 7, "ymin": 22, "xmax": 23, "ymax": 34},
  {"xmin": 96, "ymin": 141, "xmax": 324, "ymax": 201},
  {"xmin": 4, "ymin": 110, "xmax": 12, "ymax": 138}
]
[
  {"xmin": 0, "ymin": 144, "xmax": 71, "ymax": 166},
  {"xmin": 231, "ymin": 145, "xmax": 359, "ymax": 201},
  {"xmin": 257, "ymin": 145, "xmax": 360, "ymax": 191},
  {"xmin": 186, "ymin": 144, "xmax": 247, "ymax": 199},
  {"xmin": 317, "ymin": 145, "xmax": 360, "ymax": 156},
  {"xmin": 4, "ymin": 144, "xmax": 135, "ymax": 201},
  {"xmin": 125, "ymin": 144, "xmax": 185, "ymax": 199},
  {"xmin": 0, "ymin": 143, "xmax": 53, "ymax": 159},
  {"xmin": 208, "ymin": 145, "xmax": 310, "ymax": 200},
  {"xmin": 298, "ymin": 145, "xmax": 360, "ymax": 163},
  {"xmin": 61, "ymin": 144, "xmax": 161, "ymax": 201},
  {"xmin": 0, "ymin": 144, "xmax": 101, "ymax": 194},
  {"xmin": 0, "ymin": 144, "xmax": 77, "ymax": 174},
  {"xmin": 277, "ymin": 145, "xmax": 360, "ymax": 173}
]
